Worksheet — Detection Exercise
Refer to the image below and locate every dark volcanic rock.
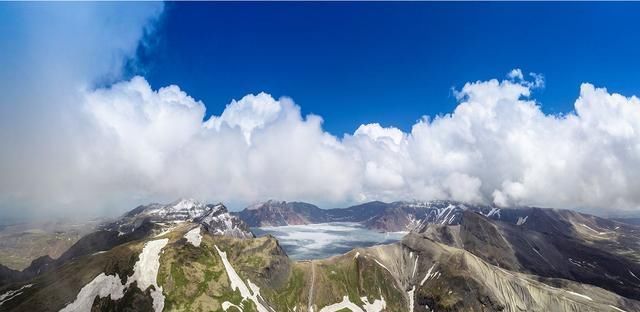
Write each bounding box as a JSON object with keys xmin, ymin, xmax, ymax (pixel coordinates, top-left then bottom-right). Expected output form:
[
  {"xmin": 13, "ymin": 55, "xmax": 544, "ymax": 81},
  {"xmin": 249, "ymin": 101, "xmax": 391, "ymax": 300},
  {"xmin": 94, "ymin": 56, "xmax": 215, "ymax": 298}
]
[
  {"xmin": 197, "ymin": 203, "xmax": 254, "ymax": 239},
  {"xmin": 234, "ymin": 200, "xmax": 329, "ymax": 227}
]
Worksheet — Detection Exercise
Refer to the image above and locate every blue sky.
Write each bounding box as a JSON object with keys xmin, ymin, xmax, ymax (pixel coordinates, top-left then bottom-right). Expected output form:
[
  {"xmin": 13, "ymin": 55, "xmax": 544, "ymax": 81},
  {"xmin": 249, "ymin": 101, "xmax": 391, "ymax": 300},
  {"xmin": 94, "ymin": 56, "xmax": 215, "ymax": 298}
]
[{"xmin": 136, "ymin": 2, "xmax": 640, "ymax": 135}]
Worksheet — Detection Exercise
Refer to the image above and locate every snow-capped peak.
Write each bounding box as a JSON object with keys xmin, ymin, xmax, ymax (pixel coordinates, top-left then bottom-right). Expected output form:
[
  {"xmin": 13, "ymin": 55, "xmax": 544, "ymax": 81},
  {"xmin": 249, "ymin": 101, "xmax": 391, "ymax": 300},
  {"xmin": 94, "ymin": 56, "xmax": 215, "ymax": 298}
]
[
  {"xmin": 170, "ymin": 198, "xmax": 205, "ymax": 210},
  {"xmin": 143, "ymin": 198, "xmax": 208, "ymax": 220},
  {"xmin": 197, "ymin": 203, "xmax": 254, "ymax": 239},
  {"xmin": 105, "ymin": 199, "xmax": 254, "ymax": 239}
]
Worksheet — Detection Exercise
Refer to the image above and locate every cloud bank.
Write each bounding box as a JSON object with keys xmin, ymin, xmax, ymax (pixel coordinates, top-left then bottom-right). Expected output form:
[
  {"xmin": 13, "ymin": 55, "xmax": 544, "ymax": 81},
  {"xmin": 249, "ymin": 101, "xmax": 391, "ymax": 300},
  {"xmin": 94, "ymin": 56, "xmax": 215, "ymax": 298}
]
[
  {"xmin": 1, "ymin": 5, "xmax": 640, "ymax": 217},
  {"xmin": 73, "ymin": 72, "xmax": 640, "ymax": 215}
]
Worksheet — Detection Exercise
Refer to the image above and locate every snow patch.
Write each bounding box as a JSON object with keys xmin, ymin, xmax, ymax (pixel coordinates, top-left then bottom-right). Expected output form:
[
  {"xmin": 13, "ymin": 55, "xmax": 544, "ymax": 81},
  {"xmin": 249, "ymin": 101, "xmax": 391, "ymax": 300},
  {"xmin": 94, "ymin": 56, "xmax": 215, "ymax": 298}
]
[
  {"xmin": 360, "ymin": 296, "xmax": 386, "ymax": 312},
  {"xmin": 373, "ymin": 259, "xmax": 392, "ymax": 274},
  {"xmin": 486, "ymin": 208, "xmax": 501, "ymax": 218},
  {"xmin": 59, "ymin": 274, "xmax": 125, "ymax": 312},
  {"xmin": 438, "ymin": 205, "xmax": 455, "ymax": 225},
  {"xmin": 215, "ymin": 245, "xmax": 270, "ymax": 312},
  {"xmin": 0, "ymin": 284, "xmax": 33, "ymax": 307},
  {"xmin": 516, "ymin": 216, "xmax": 528, "ymax": 226},
  {"xmin": 222, "ymin": 301, "xmax": 244, "ymax": 311},
  {"xmin": 126, "ymin": 239, "xmax": 168, "ymax": 290},
  {"xmin": 609, "ymin": 305, "xmax": 628, "ymax": 312},
  {"xmin": 184, "ymin": 227, "xmax": 202, "ymax": 247},
  {"xmin": 406, "ymin": 215, "xmax": 428, "ymax": 232},
  {"xmin": 579, "ymin": 223, "xmax": 609, "ymax": 235},
  {"xmin": 317, "ymin": 295, "xmax": 385, "ymax": 312},
  {"xmin": 568, "ymin": 258, "xmax": 583, "ymax": 268},
  {"xmin": 61, "ymin": 238, "xmax": 169, "ymax": 312},
  {"xmin": 407, "ymin": 286, "xmax": 415, "ymax": 312},
  {"xmin": 420, "ymin": 263, "xmax": 438, "ymax": 286},
  {"xmin": 566, "ymin": 291, "xmax": 592, "ymax": 301}
]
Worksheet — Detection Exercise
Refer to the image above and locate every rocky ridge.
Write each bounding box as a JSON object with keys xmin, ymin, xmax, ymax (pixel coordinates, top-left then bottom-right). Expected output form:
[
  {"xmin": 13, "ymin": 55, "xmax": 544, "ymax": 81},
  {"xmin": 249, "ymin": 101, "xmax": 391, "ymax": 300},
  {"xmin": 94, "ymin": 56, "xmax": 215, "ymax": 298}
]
[{"xmin": 1, "ymin": 200, "xmax": 640, "ymax": 311}]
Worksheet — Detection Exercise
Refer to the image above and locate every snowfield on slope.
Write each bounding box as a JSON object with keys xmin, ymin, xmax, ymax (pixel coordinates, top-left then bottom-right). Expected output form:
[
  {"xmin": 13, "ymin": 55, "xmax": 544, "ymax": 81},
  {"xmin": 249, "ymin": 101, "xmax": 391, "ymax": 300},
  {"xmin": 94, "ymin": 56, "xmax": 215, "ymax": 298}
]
[
  {"xmin": 184, "ymin": 226, "xmax": 202, "ymax": 247},
  {"xmin": 60, "ymin": 238, "xmax": 169, "ymax": 312},
  {"xmin": 59, "ymin": 274, "xmax": 126, "ymax": 312},
  {"xmin": 125, "ymin": 238, "xmax": 169, "ymax": 312}
]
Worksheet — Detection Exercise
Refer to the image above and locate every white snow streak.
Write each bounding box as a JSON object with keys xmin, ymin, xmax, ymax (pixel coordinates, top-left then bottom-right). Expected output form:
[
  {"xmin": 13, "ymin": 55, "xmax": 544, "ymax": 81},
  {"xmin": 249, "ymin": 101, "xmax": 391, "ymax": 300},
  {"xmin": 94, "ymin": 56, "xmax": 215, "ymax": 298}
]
[
  {"xmin": 420, "ymin": 263, "xmax": 437, "ymax": 286},
  {"xmin": 516, "ymin": 216, "xmax": 528, "ymax": 226},
  {"xmin": 486, "ymin": 208, "xmax": 501, "ymax": 218},
  {"xmin": 407, "ymin": 286, "xmax": 415, "ymax": 312},
  {"xmin": 373, "ymin": 259, "xmax": 392, "ymax": 274},
  {"xmin": 222, "ymin": 301, "xmax": 244, "ymax": 311},
  {"xmin": 215, "ymin": 245, "xmax": 270, "ymax": 312},
  {"xmin": 0, "ymin": 284, "xmax": 33, "ymax": 307},
  {"xmin": 579, "ymin": 223, "xmax": 608, "ymax": 235},
  {"xmin": 608, "ymin": 305, "xmax": 628, "ymax": 312},
  {"xmin": 566, "ymin": 291, "xmax": 593, "ymax": 301}
]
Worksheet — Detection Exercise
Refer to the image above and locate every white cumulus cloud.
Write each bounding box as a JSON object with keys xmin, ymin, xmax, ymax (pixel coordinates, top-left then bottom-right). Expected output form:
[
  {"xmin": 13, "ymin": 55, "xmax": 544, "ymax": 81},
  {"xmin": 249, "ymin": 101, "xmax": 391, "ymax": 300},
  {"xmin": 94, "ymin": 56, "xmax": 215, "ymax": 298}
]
[
  {"xmin": 69, "ymin": 72, "xmax": 640, "ymax": 216},
  {"xmin": 1, "ymin": 5, "xmax": 640, "ymax": 217}
]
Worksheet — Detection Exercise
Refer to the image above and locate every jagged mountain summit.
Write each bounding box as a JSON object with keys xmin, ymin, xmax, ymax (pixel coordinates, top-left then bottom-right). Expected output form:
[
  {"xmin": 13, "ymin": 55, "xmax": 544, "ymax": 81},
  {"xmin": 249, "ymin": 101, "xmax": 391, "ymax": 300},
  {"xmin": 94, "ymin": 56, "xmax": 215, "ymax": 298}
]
[
  {"xmin": 104, "ymin": 198, "xmax": 253, "ymax": 239},
  {"xmin": 1, "ymin": 199, "xmax": 639, "ymax": 312}
]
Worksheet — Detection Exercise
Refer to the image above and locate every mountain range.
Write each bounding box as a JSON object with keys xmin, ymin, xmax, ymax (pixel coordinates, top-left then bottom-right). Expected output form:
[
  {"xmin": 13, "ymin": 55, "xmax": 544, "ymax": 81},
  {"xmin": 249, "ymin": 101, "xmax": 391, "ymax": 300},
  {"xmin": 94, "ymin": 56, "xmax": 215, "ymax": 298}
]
[
  {"xmin": 0, "ymin": 199, "xmax": 639, "ymax": 311},
  {"xmin": 234, "ymin": 200, "xmax": 491, "ymax": 232}
]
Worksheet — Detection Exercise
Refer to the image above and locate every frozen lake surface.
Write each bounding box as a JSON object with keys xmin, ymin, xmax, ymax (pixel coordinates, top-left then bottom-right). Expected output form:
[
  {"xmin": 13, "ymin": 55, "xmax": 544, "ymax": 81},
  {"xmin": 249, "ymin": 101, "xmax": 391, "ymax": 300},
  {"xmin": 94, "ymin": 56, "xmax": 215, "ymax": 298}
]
[{"xmin": 252, "ymin": 222, "xmax": 406, "ymax": 260}]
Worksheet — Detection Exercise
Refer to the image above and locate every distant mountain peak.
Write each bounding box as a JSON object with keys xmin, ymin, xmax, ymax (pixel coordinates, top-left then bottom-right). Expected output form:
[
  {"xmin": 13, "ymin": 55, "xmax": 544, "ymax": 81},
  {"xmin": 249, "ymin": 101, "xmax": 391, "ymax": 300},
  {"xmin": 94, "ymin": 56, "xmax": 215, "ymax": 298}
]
[
  {"xmin": 169, "ymin": 198, "xmax": 205, "ymax": 209},
  {"xmin": 105, "ymin": 199, "xmax": 253, "ymax": 239},
  {"xmin": 246, "ymin": 200, "xmax": 283, "ymax": 210},
  {"xmin": 235, "ymin": 200, "xmax": 324, "ymax": 226}
]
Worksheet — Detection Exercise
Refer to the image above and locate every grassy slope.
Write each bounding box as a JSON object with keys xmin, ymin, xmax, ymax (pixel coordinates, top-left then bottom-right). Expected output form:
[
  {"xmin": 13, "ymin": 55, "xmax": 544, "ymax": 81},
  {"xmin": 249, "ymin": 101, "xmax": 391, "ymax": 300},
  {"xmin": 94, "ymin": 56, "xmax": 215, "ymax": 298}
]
[
  {"xmin": 155, "ymin": 226, "xmax": 407, "ymax": 312},
  {"xmin": 3, "ymin": 224, "xmax": 405, "ymax": 312}
]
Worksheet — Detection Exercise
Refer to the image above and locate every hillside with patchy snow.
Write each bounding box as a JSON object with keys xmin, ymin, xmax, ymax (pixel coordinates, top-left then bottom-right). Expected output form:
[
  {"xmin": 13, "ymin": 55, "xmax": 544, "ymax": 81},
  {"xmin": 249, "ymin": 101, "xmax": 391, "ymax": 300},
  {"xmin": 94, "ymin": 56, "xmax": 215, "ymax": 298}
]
[{"xmin": 1, "ymin": 199, "xmax": 640, "ymax": 311}]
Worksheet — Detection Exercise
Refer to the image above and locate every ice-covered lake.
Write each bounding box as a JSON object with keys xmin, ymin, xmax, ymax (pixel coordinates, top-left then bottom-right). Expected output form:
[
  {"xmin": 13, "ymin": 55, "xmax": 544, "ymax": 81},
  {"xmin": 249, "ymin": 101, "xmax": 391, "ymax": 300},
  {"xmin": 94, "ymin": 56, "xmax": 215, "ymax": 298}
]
[{"xmin": 252, "ymin": 222, "xmax": 406, "ymax": 260}]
